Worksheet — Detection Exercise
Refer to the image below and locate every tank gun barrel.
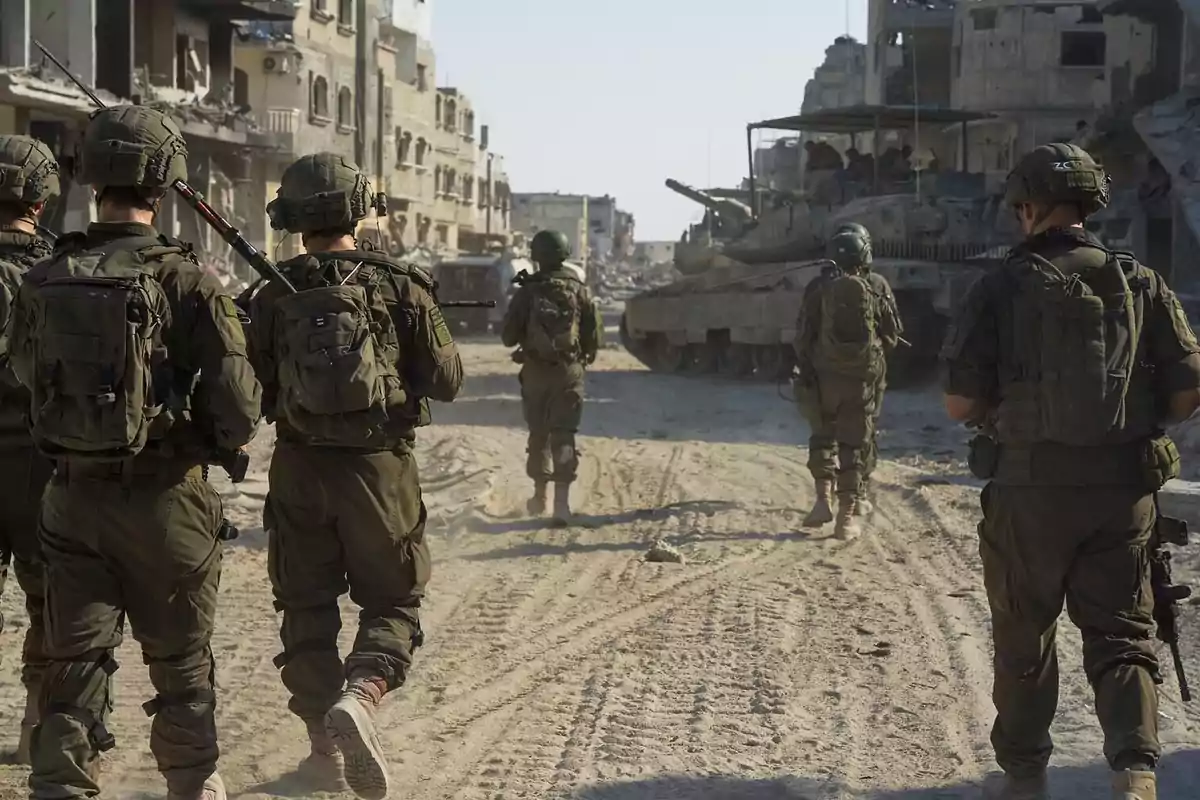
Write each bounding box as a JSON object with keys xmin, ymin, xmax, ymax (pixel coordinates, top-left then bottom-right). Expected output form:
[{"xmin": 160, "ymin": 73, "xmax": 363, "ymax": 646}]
[{"xmin": 665, "ymin": 179, "xmax": 753, "ymax": 221}]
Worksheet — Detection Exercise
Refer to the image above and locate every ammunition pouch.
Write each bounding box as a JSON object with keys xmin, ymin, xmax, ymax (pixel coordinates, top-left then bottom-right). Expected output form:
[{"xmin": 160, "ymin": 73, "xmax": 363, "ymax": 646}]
[
  {"xmin": 1141, "ymin": 435, "xmax": 1181, "ymax": 492},
  {"xmin": 967, "ymin": 435, "xmax": 999, "ymax": 480}
]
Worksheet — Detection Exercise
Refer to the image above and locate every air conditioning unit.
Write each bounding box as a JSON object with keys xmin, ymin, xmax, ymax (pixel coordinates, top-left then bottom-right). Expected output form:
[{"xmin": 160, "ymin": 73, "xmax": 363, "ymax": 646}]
[{"xmin": 263, "ymin": 54, "xmax": 292, "ymax": 74}]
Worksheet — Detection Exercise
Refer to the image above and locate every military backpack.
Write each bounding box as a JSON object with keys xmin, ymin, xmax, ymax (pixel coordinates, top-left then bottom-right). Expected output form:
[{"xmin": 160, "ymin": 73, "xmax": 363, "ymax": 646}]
[
  {"xmin": 272, "ymin": 254, "xmax": 405, "ymax": 441},
  {"xmin": 524, "ymin": 274, "xmax": 583, "ymax": 362},
  {"xmin": 1001, "ymin": 248, "xmax": 1142, "ymax": 446},
  {"xmin": 814, "ymin": 271, "xmax": 879, "ymax": 378},
  {"xmin": 24, "ymin": 237, "xmax": 177, "ymax": 460}
]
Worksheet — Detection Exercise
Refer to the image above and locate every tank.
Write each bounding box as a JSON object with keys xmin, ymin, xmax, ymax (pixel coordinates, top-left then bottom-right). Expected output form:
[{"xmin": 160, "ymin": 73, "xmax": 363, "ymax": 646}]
[{"xmin": 621, "ymin": 170, "xmax": 1016, "ymax": 383}]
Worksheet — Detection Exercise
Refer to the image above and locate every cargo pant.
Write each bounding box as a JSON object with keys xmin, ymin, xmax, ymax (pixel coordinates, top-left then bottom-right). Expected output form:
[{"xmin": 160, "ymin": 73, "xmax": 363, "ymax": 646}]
[
  {"xmin": 0, "ymin": 447, "xmax": 54, "ymax": 694},
  {"xmin": 31, "ymin": 461, "xmax": 224, "ymax": 799},
  {"xmin": 265, "ymin": 441, "xmax": 431, "ymax": 727},
  {"xmin": 519, "ymin": 360, "xmax": 585, "ymax": 484},
  {"xmin": 979, "ymin": 482, "xmax": 1160, "ymax": 778},
  {"xmin": 805, "ymin": 371, "xmax": 883, "ymax": 501}
]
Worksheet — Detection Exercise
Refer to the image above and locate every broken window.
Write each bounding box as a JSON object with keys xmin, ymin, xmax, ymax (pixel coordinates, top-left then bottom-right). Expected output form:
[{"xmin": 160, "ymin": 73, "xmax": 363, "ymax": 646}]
[
  {"xmin": 337, "ymin": 86, "xmax": 353, "ymax": 128},
  {"xmin": 1061, "ymin": 31, "xmax": 1106, "ymax": 67},
  {"xmin": 234, "ymin": 68, "xmax": 249, "ymax": 108},
  {"xmin": 970, "ymin": 8, "xmax": 997, "ymax": 31},
  {"xmin": 338, "ymin": 0, "xmax": 353, "ymax": 26},
  {"xmin": 311, "ymin": 74, "xmax": 330, "ymax": 118}
]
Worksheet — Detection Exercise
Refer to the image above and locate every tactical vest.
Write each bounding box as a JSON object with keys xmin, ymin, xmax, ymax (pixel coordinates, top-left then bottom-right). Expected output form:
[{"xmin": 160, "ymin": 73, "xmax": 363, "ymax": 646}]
[{"xmin": 523, "ymin": 272, "xmax": 584, "ymax": 363}]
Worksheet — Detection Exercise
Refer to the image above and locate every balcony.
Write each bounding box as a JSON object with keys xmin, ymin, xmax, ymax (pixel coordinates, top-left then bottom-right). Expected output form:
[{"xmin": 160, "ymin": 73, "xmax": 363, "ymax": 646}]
[{"xmin": 179, "ymin": 0, "xmax": 299, "ymax": 21}]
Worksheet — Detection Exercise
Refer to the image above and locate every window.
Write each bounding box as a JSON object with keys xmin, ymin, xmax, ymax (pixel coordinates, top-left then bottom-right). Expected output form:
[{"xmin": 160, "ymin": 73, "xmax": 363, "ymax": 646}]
[
  {"xmin": 1060, "ymin": 31, "xmax": 1106, "ymax": 67},
  {"xmin": 312, "ymin": 0, "xmax": 327, "ymax": 11},
  {"xmin": 415, "ymin": 137, "xmax": 427, "ymax": 165},
  {"xmin": 417, "ymin": 64, "xmax": 428, "ymax": 92},
  {"xmin": 434, "ymin": 165, "xmax": 442, "ymax": 193},
  {"xmin": 338, "ymin": 0, "xmax": 353, "ymax": 26},
  {"xmin": 970, "ymin": 8, "xmax": 997, "ymax": 30},
  {"xmin": 444, "ymin": 99, "xmax": 457, "ymax": 132},
  {"xmin": 463, "ymin": 179, "xmax": 473, "ymax": 203},
  {"xmin": 233, "ymin": 68, "xmax": 248, "ymax": 107},
  {"xmin": 435, "ymin": 94, "xmax": 442, "ymax": 125},
  {"xmin": 337, "ymin": 86, "xmax": 353, "ymax": 128},
  {"xmin": 311, "ymin": 74, "xmax": 329, "ymax": 118},
  {"xmin": 397, "ymin": 129, "xmax": 412, "ymax": 163},
  {"xmin": 436, "ymin": 224, "xmax": 449, "ymax": 246}
]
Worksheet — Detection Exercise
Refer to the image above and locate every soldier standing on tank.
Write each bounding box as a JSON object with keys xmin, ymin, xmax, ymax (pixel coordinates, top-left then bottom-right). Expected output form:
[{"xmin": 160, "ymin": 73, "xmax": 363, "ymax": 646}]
[
  {"xmin": 7, "ymin": 106, "xmax": 262, "ymax": 800},
  {"xmin": 0, "ymin": 135, "xmax": 59, "ymax": 764},
  {"xmin": 502, "ymin": 229, "xmax": 603, "ymax": 526},
  {"xmin": 793, "ymin": 222, "xmax": 901, "ymax": 538},
  {"xmin": 941, "ymin": 143, "xmax": 1200, "ymax": 800},
  {"xmin": 245, "ymin": 153, "xmax": 462, "ymax": 800}
]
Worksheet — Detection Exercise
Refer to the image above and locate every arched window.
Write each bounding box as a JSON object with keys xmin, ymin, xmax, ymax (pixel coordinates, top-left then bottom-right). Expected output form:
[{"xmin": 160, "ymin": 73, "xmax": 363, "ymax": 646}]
[
  {"xmin": 444, "ymin": 99, "xmax": 457, "ymax": 132},
  {"xmin": 435, "ymin": 95, "xmax": 442, "ymax": 125},
  {"xmin": 311, "ymin": 74, "xmax": 329, "ymax": 118},
  {"xmin": 398, "ymin": 131, "xmax": 412, "ymax": 164},
  {"xmin": 337, "ymin": 86, "xmax": 352, "ymax": 128},
  {"xmin": 433, "ymin": 165, "xmax": 442, "ymax": 193},
  {"xmin": 415, "ymin": 138, "xmax": 427, "ymax": 166}
]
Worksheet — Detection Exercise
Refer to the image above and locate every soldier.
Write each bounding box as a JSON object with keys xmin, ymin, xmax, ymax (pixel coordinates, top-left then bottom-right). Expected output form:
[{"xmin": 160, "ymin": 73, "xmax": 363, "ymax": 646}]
[
  {"xmin": 246, "ymin": 153, "xmax": 461, "ymax": 800},
  {"xmin": 501, "ymin": 229, "xmax": 603, "ymax": 526},
  {"xmin": 0, "ymin": 135, "xmax": 59, "ymax": 764},
  {"xmin": 941, "ymin": 143, "xmax": 1200, "ymax": 800},
  {"xmin": 793, "ymin": 222, "xmax": 901, "ymax": 538},
  {"xmin": 6, "ymin": 106, "xmax": 262, "ymax": 800}
]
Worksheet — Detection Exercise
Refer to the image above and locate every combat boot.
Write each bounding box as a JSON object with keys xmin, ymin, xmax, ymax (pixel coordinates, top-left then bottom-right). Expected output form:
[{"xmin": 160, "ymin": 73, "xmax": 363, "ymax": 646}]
[
  {"xmin": 833, "ymin": 496, "xmax": 862, "ymax": 539},
  {"xmin": 1112, "ymin": 770, "xmax": 1156, "ymax": 800},
  {"xmin": 526, "ymin": 481, "xmax": 548, "ymax": 516},
  {"xmin": 15, "ymin": 686, "xmax": 37, "ymax": 765},
  {"xmin": 981, "ymin": 772, "xmax": 1048, "ymax": 800},
  {"xmin": 325, "ymin": 675, "xmax": 390, "ymax": 800},
  {"xmin": 551, "ymin": 481, "xmax": 572, "ymax": 528},
  {"xmin": 802, "ymin": 479, "xmax": 834, "ymax": 527},
  {"xmin": 167, "ymin": 772, "xmax": 226, "ymax": 800},
  {"xmin": 297, "ymin": 719, "xmax": 349, "ymax": 792}
]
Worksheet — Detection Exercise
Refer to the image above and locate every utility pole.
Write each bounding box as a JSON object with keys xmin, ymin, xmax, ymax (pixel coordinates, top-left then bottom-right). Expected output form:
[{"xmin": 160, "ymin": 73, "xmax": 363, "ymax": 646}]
[{"xmin": 485, "ymin": 152, "xmax": 493, "ymax": 235}]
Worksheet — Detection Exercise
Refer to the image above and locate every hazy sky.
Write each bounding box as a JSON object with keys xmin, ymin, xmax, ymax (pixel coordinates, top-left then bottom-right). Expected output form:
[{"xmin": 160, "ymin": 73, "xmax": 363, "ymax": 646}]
[{"xmin": 433, "ymin": 0, "xmax": 869, "ymax": 241}]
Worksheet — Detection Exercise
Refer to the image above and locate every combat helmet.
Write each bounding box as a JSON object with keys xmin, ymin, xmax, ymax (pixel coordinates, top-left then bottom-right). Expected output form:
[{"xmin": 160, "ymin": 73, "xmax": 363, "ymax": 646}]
[
  {"xmin": 1004, "ymin": 142, "xmax": 1111, "ymax": 217},
  {"xmin": 267, "ymin": 152, "xmax": 383, "ymax": 234},
  {"xmin": 530, "ymin": 229, "xmax": 571, "ymax": 266},
  {"xmin": 828, "ymin": 223, "xmax": 872, "ymax": 270},
  {"xmin": 78, "ymin": 105, "xmax": 188, "ymax": 194},
  {"xmin": 0, "ymin": 135, "xmax": 60, "ymax": 207}
]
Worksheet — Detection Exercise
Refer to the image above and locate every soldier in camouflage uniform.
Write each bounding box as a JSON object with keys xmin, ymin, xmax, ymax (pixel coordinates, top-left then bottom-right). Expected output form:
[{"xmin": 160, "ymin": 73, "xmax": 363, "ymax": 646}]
[
  {"xmin": 246, "ymin": 153, "xmax": 462, "ymax": 800},
  {"xmin": 8, "ymin": 106, "xmax": 263, "ymax": 800},
  {"xmin": 793, "ymin": 222, "xmax": 901, "ymax": 539},
  {"xmin": 501, "ymin": 229, "xmax": 603, "ymax": 526},
  {"xmin": 0, "ymin": 135, "xmax": 59, "ymax": 764},
  {"xmin": 941, "ymin": 143, "xmax": 1200, "ymax": 800}
]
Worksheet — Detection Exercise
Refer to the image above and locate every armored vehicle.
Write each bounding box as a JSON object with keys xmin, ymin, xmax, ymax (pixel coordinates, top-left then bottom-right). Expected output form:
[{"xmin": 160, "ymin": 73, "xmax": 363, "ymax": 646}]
[
  {"xmin": 620, "ymin": 104, "xmax": 1015, "ymax": 383},
  {"xmin": 434, "ymin": 237, "xmax": 534, "ymax": 334}
]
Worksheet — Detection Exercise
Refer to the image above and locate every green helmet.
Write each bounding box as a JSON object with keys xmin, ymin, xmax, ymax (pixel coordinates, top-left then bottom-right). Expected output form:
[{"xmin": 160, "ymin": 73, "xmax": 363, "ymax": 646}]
[
  {"xmin": 530, "ymin": 229, "xmax": 571, "ymax": 265},
  {"xmin": 267, "ymin": 152, "xmax": 379, "ymax": 234},
  {"xmin": 0, "ymin": 135, "xmax": 60, "ymax": 205},
  {"xmin": 828, "ymin": 224, "xmax": 872, "ymax": 269},
  {"xmin": 1004, "ymin": 142, "xmax": 1110, "ymax": 216},
  {"xmin": 79, "ymin": 105, "xmax": 188, "ymax": 192}
]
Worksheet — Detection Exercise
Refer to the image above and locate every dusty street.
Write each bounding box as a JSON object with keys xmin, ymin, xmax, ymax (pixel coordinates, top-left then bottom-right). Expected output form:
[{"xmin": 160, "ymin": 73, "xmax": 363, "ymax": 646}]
[{"xmin": 2, "ymin": 339, "xmax": 1200, "ymax": 799}]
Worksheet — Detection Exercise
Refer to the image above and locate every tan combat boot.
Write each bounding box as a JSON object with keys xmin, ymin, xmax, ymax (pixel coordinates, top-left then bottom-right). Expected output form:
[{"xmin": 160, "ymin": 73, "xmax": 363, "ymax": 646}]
[
  {"xmin": 981, "ymin": 772, "xmax": 1048, "ymax": 800},
  {"xmin": 168, "ymin": 772, "xmax": 226, "ymax": 800},
  {"xmin": 550, "ymin": 482, "xmax": 572, "ymax": 528},
  {"xmin": 526, "ymin": 481, "xmax": 548, "ymax": 516},
  {"xmin": 16, "ymin": 686, "xmax": 38, "ymax": 765},
  {"xmin": 1112, "ymin": 770, "xmax": 1156, "ymax": 800},
  {"xmin": 833, "ymin": 496, "xmax": 862, "ymax": 539},
  {"xmin": 802, "ymin": 479, "xmax": 834, "ymax": 527},
  {"xmin": 297, "ymin": 719, "xmax": 349, "ymax": 792},
  {"xmin": 325, "ymin": 676, "xmax": 390, "ymax": 800}
]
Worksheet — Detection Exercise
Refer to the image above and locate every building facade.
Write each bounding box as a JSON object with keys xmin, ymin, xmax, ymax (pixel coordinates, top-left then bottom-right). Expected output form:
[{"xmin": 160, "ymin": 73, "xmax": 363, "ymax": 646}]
[{"xmin": 511, "ymin": 192, "xmax": 633, "ymax": 264}]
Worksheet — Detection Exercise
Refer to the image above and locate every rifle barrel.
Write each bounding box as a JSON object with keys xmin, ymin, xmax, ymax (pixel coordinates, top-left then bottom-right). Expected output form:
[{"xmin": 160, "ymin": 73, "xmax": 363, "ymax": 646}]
[{"xmin": 441, "ymin": 300, "xmax": 497, "ymax": 308}]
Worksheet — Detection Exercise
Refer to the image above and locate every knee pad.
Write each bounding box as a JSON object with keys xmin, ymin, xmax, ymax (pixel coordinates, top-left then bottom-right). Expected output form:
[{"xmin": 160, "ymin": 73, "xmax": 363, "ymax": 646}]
[
  {"xmin": 41, "ymin": 651, "xmax": 119, "ymax": 752},
  {"xmin": 141, "ymin": 647, "xmax": 217, "ymax": 718}
]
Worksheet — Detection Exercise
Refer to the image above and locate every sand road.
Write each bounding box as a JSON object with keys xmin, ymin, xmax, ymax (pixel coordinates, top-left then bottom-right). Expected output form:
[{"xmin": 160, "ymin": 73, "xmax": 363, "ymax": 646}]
[{"xmin": 1, "ymin": 340, "xmax": 1199, "ymax": 799}]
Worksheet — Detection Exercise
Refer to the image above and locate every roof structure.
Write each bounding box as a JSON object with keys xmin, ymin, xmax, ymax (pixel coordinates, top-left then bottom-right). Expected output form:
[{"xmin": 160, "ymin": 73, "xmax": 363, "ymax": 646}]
[{"xmin": 748, "ymin": 104, "xmax": 996, "ymax": 134}]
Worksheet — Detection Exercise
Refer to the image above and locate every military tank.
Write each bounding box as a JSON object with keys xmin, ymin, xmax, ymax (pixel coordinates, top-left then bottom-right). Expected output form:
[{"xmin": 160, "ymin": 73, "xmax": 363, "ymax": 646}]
[{"xmin": 621, "ymin": 170, "xmax": 1016, "ymax": 383}]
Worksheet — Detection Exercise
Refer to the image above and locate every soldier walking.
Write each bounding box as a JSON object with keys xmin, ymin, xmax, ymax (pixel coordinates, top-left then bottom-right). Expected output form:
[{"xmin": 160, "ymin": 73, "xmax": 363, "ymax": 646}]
[
  {"xmin": 941, "ymin": 143, "xmax": 1200, "ymax": 800},
  {"xmin": 7, "ymin": 106, "xmax": 262, "ymax": 800},
  {"xmin": 245, "ymin": 153, "xmax": 462, "ymax": 799},
  {"xmin": 0, "ymin": 135, "xmax": 59, "ymax": 763},
  {"xmin": 501, "ymin": 229, "xmax": 603, "ymax": 526},
  {"xmin": 793, "ymin": 222, "xmax": 901, "ymax": 538}
]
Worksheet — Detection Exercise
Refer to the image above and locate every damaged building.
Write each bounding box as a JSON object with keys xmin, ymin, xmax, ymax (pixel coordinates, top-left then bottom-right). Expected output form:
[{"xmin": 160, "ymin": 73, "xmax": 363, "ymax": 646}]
[
  {"xmin": 511, "ymin": 193, "xmax": 634, "ymax": 266},
  {"xmin": 0, "ymin": 0, "xmax": 297, "ymax": 284}
]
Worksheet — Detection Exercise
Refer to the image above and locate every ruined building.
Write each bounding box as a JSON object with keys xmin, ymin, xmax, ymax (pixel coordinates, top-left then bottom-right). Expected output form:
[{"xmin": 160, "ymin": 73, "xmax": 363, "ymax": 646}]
[{"xmin": 511, "ymin": 193, "xmax": 635, "ymax": 265}]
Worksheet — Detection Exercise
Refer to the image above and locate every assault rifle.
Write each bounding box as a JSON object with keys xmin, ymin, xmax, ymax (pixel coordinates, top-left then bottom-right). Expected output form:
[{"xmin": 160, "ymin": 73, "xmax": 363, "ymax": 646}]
[
  {"xmin": 1151, "ymin": 502, "xmax": 1192, "ymax": 702},
  {"xmin": 33, "ymin": 39, "xmax": 297, "ymax": 295}
]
